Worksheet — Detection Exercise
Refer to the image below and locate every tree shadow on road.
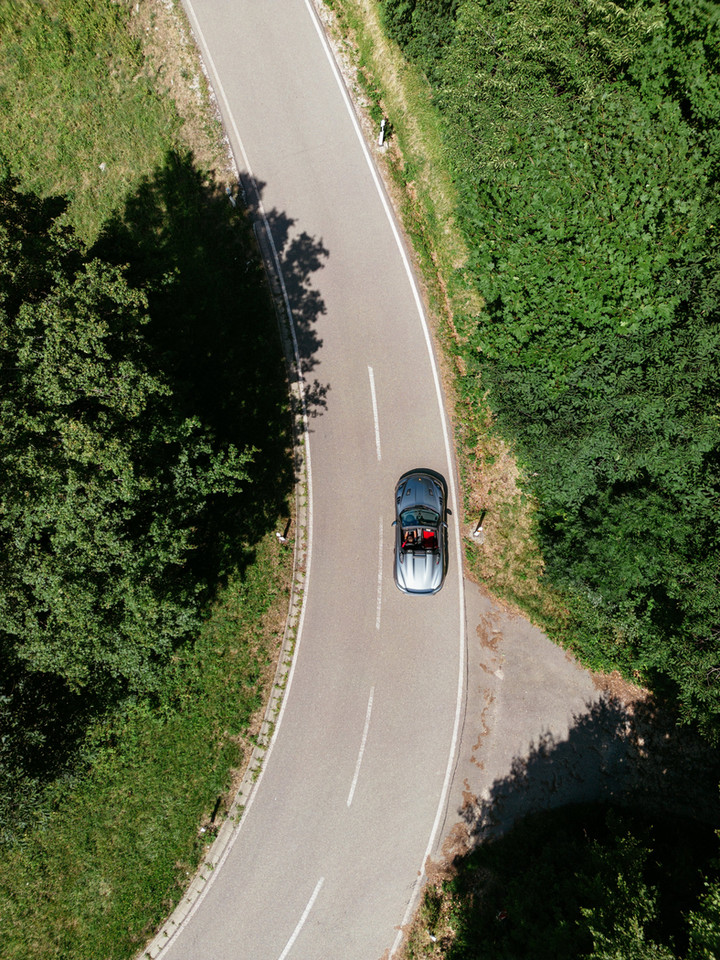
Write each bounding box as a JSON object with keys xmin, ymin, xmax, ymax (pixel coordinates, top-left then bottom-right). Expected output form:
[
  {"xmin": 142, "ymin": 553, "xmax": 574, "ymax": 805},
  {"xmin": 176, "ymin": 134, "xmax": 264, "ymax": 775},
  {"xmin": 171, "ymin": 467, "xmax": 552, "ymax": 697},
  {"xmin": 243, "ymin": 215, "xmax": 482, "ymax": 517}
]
[
  {"xmin": 94, "ymin": 151, "xmax": 331, "ymax": 573},
  {"xmin": 240, "ymin": 171, "xmax": 330, "ymax": 421},
  {"xmin": 453, "ymin": 695, "xmax": 720, "ymax": 851},
  {"xmin": 414, "ymin": 695, "xmax": 720, "ymax": 960}
]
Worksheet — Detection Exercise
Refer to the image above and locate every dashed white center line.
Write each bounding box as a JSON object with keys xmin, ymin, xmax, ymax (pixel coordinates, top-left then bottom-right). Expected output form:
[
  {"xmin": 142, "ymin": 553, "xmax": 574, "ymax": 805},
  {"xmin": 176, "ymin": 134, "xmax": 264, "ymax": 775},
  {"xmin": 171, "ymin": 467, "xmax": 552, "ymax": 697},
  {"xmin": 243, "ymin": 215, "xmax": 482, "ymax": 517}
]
[
  {"xmin": 278, "ymin": 877, "xmax": 324, "ymax": 960},
  {"xmin": 346, "ymin": 687, "xmax": 375, "ymax": 808},
  {"xmin": 376, "ymin": 517, "xmax": 383, "ymax": 630},
  {"xmin": 368, "ymin": 365, "xmax": 381, "ymax": 461}
]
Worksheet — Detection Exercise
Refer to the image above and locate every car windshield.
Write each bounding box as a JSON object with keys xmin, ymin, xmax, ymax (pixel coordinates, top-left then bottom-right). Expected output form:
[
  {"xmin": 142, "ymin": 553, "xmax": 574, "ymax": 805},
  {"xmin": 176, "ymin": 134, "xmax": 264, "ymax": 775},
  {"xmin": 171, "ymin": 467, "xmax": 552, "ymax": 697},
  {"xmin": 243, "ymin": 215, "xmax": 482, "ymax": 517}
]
[{"xmin": 400, "ymin": 507, "xmax": 439, "ymax": 527}]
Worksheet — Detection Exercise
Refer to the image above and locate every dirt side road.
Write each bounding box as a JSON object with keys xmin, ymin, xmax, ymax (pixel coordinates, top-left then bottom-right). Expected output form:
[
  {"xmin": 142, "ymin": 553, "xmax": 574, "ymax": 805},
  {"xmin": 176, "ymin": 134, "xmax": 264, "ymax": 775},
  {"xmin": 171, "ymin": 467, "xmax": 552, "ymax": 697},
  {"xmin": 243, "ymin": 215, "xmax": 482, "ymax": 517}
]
[{"xmin": 438, "ymin": 577, "xmax": 720, "ymax": 874}]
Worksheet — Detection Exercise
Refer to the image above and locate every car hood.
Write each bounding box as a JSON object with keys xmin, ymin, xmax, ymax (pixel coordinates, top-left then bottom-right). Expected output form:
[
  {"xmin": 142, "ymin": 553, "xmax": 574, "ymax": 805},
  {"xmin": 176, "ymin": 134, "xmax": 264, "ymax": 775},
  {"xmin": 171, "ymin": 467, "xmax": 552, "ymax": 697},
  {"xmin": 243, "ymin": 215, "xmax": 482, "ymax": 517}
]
[
  {"xmin": 396, "ymin": 548, "xmax": 443, "ymax": 595},
  {"xmin": 396, "ymin": 473, "xmax": 443, "ymax": 515}
]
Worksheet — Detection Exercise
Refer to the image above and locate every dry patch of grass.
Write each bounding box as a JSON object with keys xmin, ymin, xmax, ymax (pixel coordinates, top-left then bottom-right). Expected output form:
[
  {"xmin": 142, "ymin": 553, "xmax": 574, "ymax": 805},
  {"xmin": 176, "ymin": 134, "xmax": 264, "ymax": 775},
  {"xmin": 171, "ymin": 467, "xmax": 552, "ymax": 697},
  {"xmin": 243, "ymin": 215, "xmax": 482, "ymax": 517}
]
[
  {"xmin": 123, "ymin": 0, "xmax": 235, "ymax": 184},
  {"xmin": 455, "ymin": 399, "xmax": 568, "ymax": 625}
]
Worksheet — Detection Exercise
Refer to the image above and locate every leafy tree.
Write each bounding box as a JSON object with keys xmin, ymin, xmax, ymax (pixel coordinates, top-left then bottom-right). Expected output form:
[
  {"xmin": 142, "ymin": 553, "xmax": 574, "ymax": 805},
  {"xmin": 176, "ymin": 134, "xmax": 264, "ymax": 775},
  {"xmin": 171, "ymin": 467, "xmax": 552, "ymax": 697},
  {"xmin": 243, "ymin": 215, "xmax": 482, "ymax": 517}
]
[
  {"xmin": 0, "ymin": 174, "xmax": 252, "ymax": 692},
  {"xmin": 687, "ymin": 878, "xmax": 720, "ymax": 959},
  {"xmin": 581, "ymin": 823, "xmax": 676, "ymax": 960}
]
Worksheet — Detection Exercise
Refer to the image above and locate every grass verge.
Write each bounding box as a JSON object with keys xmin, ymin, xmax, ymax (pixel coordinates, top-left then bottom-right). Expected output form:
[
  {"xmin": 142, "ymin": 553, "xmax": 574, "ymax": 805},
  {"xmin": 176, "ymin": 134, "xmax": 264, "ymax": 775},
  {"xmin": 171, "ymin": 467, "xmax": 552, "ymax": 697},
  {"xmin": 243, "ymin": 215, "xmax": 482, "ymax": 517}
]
[{"xmin": 0, "ymin": 0, "xmax": 234, "ymax": 242}]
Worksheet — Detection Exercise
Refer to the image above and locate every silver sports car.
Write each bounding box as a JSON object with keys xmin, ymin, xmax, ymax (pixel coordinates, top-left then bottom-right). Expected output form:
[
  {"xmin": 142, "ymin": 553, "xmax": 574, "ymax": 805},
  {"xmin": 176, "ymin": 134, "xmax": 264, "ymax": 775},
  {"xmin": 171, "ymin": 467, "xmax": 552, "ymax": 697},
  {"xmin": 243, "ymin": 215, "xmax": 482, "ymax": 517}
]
[{"xmin": 393, "ymin": 470, "xmax": 448, "ymax": 595}]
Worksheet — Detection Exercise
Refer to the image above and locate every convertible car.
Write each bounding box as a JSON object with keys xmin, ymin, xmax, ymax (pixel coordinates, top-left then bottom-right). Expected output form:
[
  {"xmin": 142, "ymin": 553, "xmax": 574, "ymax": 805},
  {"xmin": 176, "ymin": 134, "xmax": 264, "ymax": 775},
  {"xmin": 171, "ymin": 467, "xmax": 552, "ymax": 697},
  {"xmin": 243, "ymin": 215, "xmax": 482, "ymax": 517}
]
[{"xmin": 393, "ymin": 470, "xmax": 448, "ymax": 595}]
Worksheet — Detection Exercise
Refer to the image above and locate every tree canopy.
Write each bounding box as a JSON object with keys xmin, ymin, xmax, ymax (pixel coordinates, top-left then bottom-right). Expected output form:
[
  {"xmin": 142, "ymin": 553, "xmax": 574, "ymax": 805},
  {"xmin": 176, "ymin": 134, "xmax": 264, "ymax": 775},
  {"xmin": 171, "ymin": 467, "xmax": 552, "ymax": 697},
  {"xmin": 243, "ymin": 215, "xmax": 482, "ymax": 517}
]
[
  {"xmin": 0, "ymin": 174, "xmax": 252, "ymax": 692},
  {"xmin": 405, "ymin": 804, "xmax": 719, "ymax": 960}
]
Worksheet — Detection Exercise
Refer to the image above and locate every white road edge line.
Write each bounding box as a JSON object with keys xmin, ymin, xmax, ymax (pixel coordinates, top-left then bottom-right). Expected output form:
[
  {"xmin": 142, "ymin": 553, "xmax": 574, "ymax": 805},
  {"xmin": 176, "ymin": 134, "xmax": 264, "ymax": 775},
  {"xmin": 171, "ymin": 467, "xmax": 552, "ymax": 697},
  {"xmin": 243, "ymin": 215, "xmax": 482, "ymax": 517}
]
[
  {"xmin": 347, "ymin": 687, "xmax": 375, "ymax": 808},
  {"xmin": 368, "ymin": 365, "xmax": 382, "ymax": 461},
  {"xmin": 376, "ymin": 517, "xmax": 383, "ymax": 631},
  {"xmin": 278, "ymin": 877, "xmax": 325, "ymax": 960},
  {"xmin": 303, "ymin": 3, "xmax": 467, "ymax": 955},
  {"xmin": 150, "ymin": 3, "xmax": 317, "ymax": 955}
]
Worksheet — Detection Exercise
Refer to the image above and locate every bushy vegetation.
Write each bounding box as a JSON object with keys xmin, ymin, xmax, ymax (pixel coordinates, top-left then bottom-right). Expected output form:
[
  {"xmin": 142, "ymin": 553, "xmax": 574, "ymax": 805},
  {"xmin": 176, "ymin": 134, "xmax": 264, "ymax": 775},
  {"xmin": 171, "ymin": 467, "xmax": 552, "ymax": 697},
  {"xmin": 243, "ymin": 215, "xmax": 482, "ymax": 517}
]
[
  {"xmin": 404, "ymin": 805, "xmax": 720, "ymax": 960},
  {"xmin": 380, "ymin": 0, "xmax": 720, "ymax": 740},
  {"xmin": 1, "ymin": 174, "xmax": 255, "ymax": 694}
]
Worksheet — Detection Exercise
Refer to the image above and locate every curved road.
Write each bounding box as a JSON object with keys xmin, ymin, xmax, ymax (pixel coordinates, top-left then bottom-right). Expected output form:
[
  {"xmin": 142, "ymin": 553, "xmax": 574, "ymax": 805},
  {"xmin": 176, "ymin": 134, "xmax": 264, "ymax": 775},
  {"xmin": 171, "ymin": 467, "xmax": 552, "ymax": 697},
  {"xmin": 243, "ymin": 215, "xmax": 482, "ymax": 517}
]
[{"xmin": 159, "ymin": 1, "xmax": 465, "ymax": 957}]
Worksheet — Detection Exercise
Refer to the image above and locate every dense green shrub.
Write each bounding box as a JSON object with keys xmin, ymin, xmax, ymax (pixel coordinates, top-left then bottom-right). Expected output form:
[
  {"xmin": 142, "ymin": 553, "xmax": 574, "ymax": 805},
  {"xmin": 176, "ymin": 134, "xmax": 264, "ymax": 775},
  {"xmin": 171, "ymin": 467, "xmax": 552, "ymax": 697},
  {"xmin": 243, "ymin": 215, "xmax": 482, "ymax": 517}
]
[
  {"xmin": 406, "ymin": 806, "xmax": 718, "ymax": 960},
  {"xmin": 381, "ymin": 0, "xmax": 459, "ymax": 77}
]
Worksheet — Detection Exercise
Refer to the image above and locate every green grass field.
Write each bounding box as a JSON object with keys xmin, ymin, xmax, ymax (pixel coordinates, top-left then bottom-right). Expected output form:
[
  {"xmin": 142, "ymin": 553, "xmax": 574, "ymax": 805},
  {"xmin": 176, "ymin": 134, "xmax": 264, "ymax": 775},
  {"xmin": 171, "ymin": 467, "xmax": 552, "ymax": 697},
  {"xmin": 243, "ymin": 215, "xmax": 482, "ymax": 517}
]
[{"xmin": 0, "ymin": 0, "xmax": 230, "ymax": 241}]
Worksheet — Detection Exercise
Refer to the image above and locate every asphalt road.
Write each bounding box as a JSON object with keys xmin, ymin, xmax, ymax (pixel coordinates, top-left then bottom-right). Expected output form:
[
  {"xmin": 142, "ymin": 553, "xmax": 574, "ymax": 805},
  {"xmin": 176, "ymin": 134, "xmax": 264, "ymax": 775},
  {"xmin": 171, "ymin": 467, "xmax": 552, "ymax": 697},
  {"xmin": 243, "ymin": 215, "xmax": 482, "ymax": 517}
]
[{"xmin": 158, "ymin": 1, "xmax": 466, "ymax": 958}]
